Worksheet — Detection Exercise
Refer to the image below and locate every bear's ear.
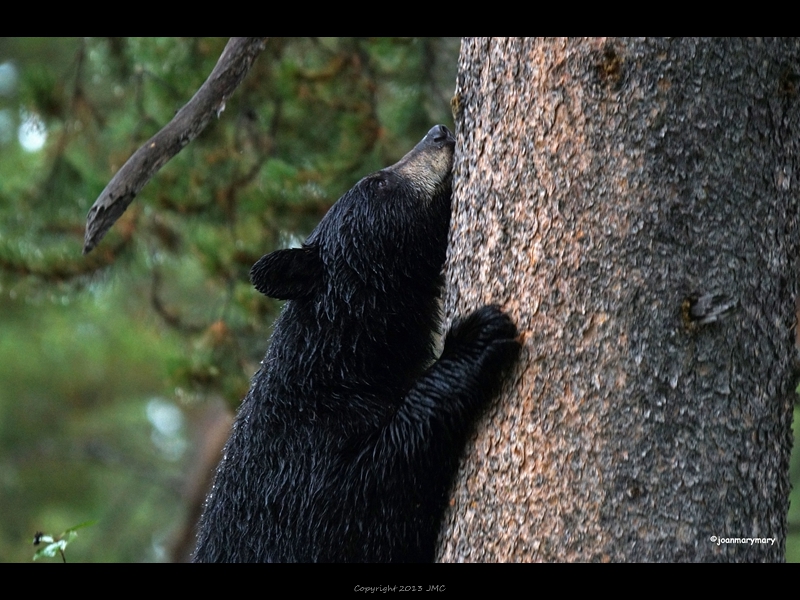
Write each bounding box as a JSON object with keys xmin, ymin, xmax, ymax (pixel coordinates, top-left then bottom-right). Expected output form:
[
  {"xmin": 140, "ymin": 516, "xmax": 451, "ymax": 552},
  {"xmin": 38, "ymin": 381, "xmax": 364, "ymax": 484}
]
[{"xmin": 250, "ymin": 246, "xmax": 322, "ymax": 300}]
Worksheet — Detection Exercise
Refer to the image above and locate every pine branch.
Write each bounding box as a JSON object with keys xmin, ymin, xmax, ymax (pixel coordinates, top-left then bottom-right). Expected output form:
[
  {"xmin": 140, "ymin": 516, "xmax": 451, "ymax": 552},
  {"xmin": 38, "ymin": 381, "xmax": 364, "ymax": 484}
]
[{"xmin": 83, "ymin": 37, "xmax": 267, "ymax": 255}]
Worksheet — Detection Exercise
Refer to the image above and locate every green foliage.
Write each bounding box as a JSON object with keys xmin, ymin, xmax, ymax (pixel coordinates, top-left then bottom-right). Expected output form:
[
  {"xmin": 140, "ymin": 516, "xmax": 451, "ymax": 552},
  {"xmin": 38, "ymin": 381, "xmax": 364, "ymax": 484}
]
[{"xmin": 0, "ymin": 37, "xmax": 458, "ymax": 562}]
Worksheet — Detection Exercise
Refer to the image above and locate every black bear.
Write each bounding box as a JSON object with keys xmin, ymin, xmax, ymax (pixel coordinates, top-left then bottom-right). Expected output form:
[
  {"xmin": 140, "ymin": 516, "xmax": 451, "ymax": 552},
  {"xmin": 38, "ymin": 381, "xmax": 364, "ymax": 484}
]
[{"xmin": 193, "ymin": 125, "xmax": 520, "ymax": 562}]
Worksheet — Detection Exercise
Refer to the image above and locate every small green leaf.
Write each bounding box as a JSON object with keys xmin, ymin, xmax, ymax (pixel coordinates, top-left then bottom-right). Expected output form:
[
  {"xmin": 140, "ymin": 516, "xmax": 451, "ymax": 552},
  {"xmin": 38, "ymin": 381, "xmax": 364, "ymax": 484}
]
[
  {"xmin": 63, "ymin": 520, "xmax": 97, "ymax": 534},
  {"xmin": 33, "ymin": 540, "xmax": 67, "ymax": 560},
  {"xmin": 32, "ymin": 520, "xmax": 97, "ymax": 562}
]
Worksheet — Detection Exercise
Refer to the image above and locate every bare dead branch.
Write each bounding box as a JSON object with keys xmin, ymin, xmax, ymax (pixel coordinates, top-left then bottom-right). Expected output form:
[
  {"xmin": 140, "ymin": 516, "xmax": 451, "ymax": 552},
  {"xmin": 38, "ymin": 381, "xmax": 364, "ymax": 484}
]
[{"xmin": 83, "ymin": 37, "xmax": 267, "ymax": 255}]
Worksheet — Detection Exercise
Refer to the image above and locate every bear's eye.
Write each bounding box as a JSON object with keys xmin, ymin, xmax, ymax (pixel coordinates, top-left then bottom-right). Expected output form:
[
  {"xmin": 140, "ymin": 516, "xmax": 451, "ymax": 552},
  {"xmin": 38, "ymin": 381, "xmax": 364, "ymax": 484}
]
[
  {"xmin": 372, "ymin": 172, "xmax": 397, "ymax": 195},
  {"xmin": 375, "ymin": 177, "xmax": 394, "ymax": 194}
]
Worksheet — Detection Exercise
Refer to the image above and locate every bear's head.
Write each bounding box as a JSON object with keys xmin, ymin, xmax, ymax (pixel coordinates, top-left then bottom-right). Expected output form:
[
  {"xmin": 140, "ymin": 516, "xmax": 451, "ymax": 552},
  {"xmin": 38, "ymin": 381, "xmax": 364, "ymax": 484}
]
[{"xmin": 250, "ymin": 125, "xmax": 456, "ymax": 307}]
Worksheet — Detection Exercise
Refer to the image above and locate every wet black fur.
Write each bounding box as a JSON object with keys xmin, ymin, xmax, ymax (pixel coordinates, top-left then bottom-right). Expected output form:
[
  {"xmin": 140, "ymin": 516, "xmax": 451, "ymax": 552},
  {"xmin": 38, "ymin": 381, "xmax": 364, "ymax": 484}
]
[{"xmin": 194, "ymin": 126, "xmax": 519, "ymax": 562}]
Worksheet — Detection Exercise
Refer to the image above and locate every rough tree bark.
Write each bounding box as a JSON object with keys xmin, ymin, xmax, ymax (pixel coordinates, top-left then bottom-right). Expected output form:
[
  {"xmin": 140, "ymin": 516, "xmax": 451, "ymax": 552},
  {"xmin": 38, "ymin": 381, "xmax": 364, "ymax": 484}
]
[{"xmin": 439, "ymin": 37, "xmax": 799, "ymax": 562}]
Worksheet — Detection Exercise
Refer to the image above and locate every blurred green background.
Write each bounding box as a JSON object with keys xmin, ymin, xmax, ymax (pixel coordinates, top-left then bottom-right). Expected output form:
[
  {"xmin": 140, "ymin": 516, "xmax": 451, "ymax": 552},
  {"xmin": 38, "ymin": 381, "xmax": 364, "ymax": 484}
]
[
  {"xmin": 0, "ymin": 37, "xmax": 798, "ymax": 562},
  {"xmin": 0, "ymin": 37, "xmax": 459, "ymax": 562}
]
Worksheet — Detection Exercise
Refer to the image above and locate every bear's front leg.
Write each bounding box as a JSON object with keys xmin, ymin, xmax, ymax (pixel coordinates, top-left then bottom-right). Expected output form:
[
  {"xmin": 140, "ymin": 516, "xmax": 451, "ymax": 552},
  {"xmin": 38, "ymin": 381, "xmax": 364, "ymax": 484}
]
[
  {"xmin": 405, "ymin": 305, "xmax": 521, "ymax": 429},
  {"xmin": 437, "ymin": 304, "xmax": 521, "ymax": 406},
  {"xmin": 386, "ymin": 305, "xmax": 520, "ymax": 478},
  {"xmin": 373, "ymin": 305, "xmax": 520, "ymax": 561}
]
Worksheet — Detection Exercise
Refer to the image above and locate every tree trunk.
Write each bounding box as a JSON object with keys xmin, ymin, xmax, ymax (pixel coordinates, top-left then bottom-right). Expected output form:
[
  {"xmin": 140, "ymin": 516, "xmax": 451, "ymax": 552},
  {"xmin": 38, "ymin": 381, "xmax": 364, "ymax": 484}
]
[{"xmin": 439, "ymin": 37, "xmax": 799, "ymax": 562}]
